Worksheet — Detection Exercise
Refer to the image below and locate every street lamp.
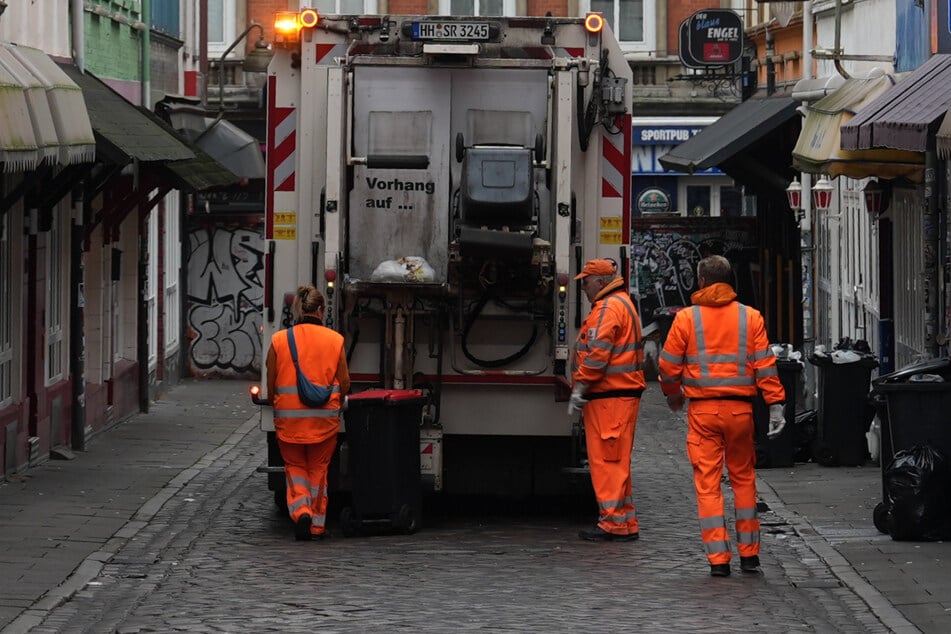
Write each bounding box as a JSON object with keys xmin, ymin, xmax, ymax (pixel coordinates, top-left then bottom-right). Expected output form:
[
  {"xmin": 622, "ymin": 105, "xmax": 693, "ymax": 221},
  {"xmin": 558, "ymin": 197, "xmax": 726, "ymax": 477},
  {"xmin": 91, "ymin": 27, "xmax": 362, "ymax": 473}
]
[
  {"xmin": 863, "ymin": 178, "xmax": 891, "ymax": 216},
  {"xmin": 785, "ymin": 177, "xmax": 803, "ymax": 211},
  {"xmin": 218, "ymin": 23, "xmax": 273, "ymax": 111},
  {"xmin": 812, "ymin": 175, "xmax": 834, "ymax": 213}
]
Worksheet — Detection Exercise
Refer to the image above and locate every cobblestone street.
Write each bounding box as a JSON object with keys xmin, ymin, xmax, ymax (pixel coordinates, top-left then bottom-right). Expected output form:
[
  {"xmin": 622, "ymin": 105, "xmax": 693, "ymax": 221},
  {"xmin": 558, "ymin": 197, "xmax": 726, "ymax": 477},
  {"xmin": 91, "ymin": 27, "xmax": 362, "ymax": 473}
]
[{"xmin": 20, "ymin": 386, "xmax": 901, "ymax": 633}]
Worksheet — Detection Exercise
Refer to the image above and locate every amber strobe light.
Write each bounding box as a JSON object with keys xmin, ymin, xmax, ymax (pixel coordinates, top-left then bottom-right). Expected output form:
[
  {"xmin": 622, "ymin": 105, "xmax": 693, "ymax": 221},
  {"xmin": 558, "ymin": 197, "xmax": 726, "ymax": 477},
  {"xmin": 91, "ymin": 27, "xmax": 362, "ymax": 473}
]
[
  {"xmin": 300, "ymin": 8, "xmax": 319, "ymax": 28},
  {"xmin": 584, "ymin": 13, "xmax": 604, "ymax": 33}
]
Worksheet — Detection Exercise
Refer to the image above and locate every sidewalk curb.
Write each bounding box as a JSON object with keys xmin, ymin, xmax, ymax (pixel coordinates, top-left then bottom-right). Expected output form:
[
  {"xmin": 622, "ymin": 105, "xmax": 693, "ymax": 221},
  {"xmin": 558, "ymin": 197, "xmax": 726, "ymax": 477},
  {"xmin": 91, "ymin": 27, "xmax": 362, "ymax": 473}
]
[
  {"xmin": 2, "ymin": 414, "xmax": 261, "ymax": 634},
  {"xmin": 756, "ymin": 474, "xmax": 922, "ymax": 634}
]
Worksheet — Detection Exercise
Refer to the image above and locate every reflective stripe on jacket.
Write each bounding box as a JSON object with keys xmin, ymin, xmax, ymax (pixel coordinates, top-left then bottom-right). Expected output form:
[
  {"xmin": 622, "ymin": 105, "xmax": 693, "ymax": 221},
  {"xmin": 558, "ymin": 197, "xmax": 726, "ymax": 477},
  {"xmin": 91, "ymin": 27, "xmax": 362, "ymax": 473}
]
[
  {"xmin": 271, "ymin": 324, "xmax": 345, "ymax": 444},
  {"xmin": 658, "ymin": 282, "xmax": 785, "ymax": 404},
  {"xmin": 572, "ymin": 277, "xmax": 647, "ymax": 393}
]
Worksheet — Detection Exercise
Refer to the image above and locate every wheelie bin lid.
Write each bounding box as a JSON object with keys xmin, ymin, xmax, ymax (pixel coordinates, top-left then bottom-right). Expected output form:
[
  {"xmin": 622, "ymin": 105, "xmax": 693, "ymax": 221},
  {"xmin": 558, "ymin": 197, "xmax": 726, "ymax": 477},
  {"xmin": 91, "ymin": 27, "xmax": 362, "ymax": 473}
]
[
  {"xmin": 873, "ymin": 357, "xmax": 951, "ymax": 386},
  {"xmin": 349, "ymin": 389, "xmax": 424, "ymax": 402}
]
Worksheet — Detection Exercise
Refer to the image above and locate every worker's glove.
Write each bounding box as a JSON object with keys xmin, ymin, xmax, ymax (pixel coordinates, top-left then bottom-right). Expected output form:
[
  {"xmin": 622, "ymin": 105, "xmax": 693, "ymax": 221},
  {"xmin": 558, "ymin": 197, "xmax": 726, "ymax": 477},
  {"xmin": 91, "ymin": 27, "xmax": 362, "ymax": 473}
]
[
  {"xmin": 341, "ymin": 395, "xmax": 349, "ymax": 412},
  {"xmin": 567, "ymin": 384, "xmax": 588, "ymax": 415},
  {"xmin": 767, "ymin": 403, "xmax": 786, "ymax": 438}
]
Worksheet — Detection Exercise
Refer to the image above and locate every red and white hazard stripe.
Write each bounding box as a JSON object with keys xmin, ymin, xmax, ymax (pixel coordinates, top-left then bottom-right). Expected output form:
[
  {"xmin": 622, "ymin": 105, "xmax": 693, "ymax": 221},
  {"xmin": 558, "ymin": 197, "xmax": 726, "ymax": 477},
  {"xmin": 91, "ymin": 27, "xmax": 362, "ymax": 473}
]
[
  {"xmin": 601, "ymin": 114, "xmax": 632, "ymax": 236},
  {"xmin": 266, "ymin": 74, "xmax": 297, "ymax": 239}
]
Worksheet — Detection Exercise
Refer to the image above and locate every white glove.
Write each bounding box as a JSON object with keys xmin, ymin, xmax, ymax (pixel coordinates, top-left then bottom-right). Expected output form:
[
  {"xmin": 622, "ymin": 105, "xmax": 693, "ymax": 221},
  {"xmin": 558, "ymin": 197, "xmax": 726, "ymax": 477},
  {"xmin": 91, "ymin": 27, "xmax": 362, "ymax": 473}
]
[
  {"xmin": 567, "ymin": 384, "xmax": 588, "ymax": 415},
  {"xmin": 341, "ymin": 395, "xmax": 349, "ymax": 412},
  {"xmin": 767, "ymin": 403, "xmax": 786, "ymax": 438}
]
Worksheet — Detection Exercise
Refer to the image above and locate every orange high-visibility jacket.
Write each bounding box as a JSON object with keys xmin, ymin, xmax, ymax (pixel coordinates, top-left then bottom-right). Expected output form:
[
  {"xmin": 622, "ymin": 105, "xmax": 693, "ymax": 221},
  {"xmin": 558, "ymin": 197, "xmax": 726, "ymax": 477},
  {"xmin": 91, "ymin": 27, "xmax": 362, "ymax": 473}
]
[
  {"xmin": 271, "ymin": 324, "xmax": 345, "ymax": 444},
  {"xmin": 572, "ymin": 277, "xmax": 647, "ymax": 395},
  {"xmin": 658, "ymin": 282, "xmax": 785, "ymax": 404}
]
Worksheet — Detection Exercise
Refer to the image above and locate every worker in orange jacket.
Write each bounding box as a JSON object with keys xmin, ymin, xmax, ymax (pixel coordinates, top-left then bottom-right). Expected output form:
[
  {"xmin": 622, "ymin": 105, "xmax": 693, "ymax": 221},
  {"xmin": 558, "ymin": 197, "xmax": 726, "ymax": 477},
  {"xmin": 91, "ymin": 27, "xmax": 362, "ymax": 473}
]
[
  {"xmin": 569, "ymin": 258, "xmax": 646, "ymax": 542},
  {"xmin": 659, "ymin": 255, "xmax": 785, "ymax": 576},
  {"xmin": 267, "ymin": 285, "xmax": 350, "ymax": 541}
]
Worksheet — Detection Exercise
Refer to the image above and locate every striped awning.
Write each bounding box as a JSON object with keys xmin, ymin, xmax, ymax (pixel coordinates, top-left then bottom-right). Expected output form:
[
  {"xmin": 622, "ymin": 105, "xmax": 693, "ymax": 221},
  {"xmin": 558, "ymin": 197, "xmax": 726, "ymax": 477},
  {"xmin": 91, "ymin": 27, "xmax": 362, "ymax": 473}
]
[{"xmin": 0, "ymin": 42, "xmax": 96, "ymax": 172}]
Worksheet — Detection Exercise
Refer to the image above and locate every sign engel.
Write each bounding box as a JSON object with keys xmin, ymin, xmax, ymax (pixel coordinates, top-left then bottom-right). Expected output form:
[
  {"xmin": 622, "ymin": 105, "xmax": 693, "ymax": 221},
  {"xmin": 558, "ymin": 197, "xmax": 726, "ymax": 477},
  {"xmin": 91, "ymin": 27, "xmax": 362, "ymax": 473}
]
[{"xmin": 685, "ymin": 10, "xmax": 743, "ymax": 66}]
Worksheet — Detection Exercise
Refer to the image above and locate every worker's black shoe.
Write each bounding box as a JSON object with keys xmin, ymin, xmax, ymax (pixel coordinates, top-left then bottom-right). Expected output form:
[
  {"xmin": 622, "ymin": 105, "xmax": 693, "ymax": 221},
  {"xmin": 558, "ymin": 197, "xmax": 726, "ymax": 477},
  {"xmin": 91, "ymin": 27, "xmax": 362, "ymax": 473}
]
[
  {"xmin": 740, "ymin": 555, "xmax": 761, "ymax": 573},
  {"xmin": 710, "ymin": 564, "xmax": 731, "ymax": 577},
  {"xmin": 578, "ymin": 526, "xmax": 639, "ymax": 542},
  {"xmin": 294, "ymin": 514, "xmax": 313, "ymax": 541}
]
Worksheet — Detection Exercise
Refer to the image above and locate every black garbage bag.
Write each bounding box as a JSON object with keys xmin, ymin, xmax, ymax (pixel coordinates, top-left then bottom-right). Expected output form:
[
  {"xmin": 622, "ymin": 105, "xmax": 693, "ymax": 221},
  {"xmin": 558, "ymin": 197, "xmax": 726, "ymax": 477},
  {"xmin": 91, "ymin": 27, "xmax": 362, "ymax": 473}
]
[
  {"xmin": 794, "ymin": 409, "xmax": 817, "ymax": 462},
  {"xmin": 883, "ymin": 445, "xmax": 951, "ymax": 541}
]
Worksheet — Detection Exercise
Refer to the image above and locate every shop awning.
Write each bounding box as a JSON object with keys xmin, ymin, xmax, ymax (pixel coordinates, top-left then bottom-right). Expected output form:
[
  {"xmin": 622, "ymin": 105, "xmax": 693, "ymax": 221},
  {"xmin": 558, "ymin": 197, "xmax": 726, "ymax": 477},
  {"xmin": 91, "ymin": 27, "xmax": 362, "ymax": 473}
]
[
  {"xmin": 792, "ymin": 73, "xmax": 925, "ymax": 181},
  {"xmin": 59, "ymin": 63, "xmax": 195, "ymax": 165},
  {"xmin": 934, "ymin": 108, "xmax": 951, "ymax": 159},
  {"xmin": 58, "ymin": 64, "xmax": 236, "ymax": 191},
  {"xmin": 659, "ymin": 97, "xmax": 799, "ymax": 174},
  {"xmin": 0, "ymin": 42, "xmax": 95, "ymax": 171},
  {"xmin": 841, "ymin": 53, "xmax": 951, "ymax": 152}
]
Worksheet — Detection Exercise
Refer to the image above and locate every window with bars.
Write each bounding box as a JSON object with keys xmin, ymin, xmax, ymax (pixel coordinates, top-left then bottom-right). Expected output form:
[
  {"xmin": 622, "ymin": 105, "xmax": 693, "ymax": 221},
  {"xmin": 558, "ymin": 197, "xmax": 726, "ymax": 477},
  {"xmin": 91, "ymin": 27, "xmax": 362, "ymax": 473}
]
[
  {"xmin": 147, "ymin": 205, "xmax": 158, "ymax": 371},
  {"xmin": 164, "ymin": 192, "xmax": 181, "ymax": 353},
  {"xmin": 45, "ymin": 205, "xmax": 66, "ymax": 384}
]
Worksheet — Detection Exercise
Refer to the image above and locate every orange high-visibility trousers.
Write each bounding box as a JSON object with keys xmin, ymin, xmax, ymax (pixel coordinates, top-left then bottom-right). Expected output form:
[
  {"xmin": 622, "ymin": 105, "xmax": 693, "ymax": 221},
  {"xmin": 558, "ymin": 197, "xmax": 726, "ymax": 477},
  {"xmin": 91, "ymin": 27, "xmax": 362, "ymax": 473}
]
[
  {"xmin": 279, "ymin": 436, "xmax": 337, "ymax": 536},
  {"xmin": 685, "ymin": 399, "xmax": 760, "ymax": 565},
  {"xmin": 583, "ymin": 397, "xmax": 640, "ymax": 536}
]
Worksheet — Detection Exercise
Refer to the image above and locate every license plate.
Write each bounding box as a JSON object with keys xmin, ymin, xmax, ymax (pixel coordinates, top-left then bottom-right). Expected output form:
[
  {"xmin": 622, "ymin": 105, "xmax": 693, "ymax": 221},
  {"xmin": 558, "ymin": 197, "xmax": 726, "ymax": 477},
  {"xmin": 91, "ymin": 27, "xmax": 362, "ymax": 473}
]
[{"xmin": 412, "ymin": 21, "xmax": 490, "ymax": 41}]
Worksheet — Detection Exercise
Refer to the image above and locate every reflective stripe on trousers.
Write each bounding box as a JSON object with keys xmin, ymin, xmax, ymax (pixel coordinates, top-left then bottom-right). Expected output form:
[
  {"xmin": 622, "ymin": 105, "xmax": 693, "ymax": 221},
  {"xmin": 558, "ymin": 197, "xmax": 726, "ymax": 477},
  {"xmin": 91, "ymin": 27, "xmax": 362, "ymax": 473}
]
[
  {"xmin": 278, "ymin": 435, "xmax": 338, "ymax": 535},
  {"xmin": 685, "ymin": 399, "xmax": 760, "ymax": 564},
  {"xmin": 583, "ymin": 397, "xmax": 640, "ymax": 536}
]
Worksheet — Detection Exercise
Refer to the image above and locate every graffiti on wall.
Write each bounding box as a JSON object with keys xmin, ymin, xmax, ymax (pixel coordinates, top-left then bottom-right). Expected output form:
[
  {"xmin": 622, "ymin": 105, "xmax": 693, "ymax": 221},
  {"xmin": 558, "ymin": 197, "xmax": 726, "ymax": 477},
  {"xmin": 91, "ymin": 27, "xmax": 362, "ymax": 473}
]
[
  {"xmin": 186, "ymin": 224, "xmax": 264, "ymax": 377},
  {"xmin": 631, "ymin": 218, "xmax": 757, "ymax": 325}
]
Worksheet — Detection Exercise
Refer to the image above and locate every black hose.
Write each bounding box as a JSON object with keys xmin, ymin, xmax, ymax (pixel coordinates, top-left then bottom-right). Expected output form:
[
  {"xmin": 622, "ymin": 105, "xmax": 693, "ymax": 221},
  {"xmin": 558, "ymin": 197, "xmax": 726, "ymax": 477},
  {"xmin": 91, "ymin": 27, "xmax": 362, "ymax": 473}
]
[{"xmin": 461, "ymin": 292, "xmax": 538, "ymax": 368}]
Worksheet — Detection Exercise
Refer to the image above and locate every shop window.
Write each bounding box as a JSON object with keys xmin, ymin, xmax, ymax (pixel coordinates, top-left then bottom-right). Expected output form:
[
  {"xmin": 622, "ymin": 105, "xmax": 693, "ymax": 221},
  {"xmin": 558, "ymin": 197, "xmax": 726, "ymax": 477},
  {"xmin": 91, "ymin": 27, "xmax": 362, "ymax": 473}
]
[
  {"xmin": 437, "ymin": 0, "xmax": 515, "ymax": 15},
  {"xmin": 45, "ymin": 204, "xmax": 68, "ymax": 385}
]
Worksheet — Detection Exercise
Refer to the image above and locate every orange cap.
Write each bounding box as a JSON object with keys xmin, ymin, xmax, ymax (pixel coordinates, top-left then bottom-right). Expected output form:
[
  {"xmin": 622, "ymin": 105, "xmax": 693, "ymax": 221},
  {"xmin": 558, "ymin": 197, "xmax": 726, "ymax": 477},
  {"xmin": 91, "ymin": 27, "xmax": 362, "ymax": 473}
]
[{"xmin": 574, "ymin": 258, "xmax": 617, "ymax": 280}]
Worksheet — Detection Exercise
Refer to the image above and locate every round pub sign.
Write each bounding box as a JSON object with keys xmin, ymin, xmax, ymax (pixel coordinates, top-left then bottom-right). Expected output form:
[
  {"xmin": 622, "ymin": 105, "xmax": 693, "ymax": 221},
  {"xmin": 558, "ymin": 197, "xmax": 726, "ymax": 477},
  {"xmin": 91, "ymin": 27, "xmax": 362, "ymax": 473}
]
[
  {"xmin": 686, "ymin": 10, "xmax": 743, "ymax": 66},
  {"xmin": 637, "ymin": 188, "xmax": 672, "ymax": 214}
]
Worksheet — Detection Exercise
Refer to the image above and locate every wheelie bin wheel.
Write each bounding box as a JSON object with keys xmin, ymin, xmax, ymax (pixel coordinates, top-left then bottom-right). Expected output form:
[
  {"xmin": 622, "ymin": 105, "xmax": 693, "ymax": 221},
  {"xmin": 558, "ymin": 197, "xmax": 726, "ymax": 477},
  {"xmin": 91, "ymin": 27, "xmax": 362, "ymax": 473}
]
[
  {"xmin": 395, "ymin": 504, "xmax": 419, "ymax": 535},
  {"xmin": 814, "ymin": 442, "xmax": 836, "ymax": 466},
  {"xmin": 340, "ymin": 506, "xmax": 359, "ymax": 537},
  {"xmin": 873, "ymin": 502, "xmax": 892, "ymax": 534}
]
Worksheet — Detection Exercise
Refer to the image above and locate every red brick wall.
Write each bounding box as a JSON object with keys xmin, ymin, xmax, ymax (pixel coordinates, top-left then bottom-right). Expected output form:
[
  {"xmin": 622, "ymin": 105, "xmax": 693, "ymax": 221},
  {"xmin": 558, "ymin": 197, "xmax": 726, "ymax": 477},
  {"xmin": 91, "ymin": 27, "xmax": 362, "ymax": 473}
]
[
  {"xmin": 668, "ymin": 0, "xmax": 710, "ymax": 58},
  {"xmin": 388, "ymin": 0, "xmax": 430, "ymax": 14},
  {"xmin": 526, "ymin": 0, "xmax": 569, "ymax": 16},
  {"xmin": 246, "ymin": 0, "xmax": 292, "ymax": 52}
]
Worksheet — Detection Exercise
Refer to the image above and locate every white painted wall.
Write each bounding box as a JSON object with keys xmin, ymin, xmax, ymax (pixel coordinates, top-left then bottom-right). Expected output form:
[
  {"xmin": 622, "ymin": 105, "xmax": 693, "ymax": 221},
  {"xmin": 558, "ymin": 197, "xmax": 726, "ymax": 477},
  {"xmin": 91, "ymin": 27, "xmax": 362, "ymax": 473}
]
[
  {"xmin": 0, "ymin": 0, "xmax": 71, "ymax": 58},
  {"xmin": 814, "ymin": 0, "xmax": 896, "ymax": 77}
]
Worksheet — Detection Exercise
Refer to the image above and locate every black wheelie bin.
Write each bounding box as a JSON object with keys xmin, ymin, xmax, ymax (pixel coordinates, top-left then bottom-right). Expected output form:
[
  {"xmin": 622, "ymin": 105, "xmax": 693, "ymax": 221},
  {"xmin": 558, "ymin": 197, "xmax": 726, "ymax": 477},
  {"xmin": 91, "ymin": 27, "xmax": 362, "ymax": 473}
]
[
  {"xmin": 868, "ymin": 359, "xmax": 951, "ymax": 534},
  {"xmin": 340, "ymin": 389, "xmax": 426, "ymax": 536},
  {"xmin": 808, "ymin": 343, "xmax": 878, "ymax": 466}
]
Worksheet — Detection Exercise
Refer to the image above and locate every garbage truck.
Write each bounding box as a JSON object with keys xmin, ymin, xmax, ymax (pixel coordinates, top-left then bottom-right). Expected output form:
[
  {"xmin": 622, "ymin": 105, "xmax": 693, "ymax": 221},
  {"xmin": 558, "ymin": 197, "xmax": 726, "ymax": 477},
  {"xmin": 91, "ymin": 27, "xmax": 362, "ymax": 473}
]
[{"xmin": 253, "ymin": 9, "xmax": 633, "ymax": 502}]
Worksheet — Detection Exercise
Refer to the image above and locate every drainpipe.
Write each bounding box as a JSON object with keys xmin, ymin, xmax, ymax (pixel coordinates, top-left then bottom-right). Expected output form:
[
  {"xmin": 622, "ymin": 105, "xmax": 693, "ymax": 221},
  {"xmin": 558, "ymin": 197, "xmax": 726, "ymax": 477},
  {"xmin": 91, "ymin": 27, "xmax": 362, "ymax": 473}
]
[
  {"xmin": 200, "ymin": 0, "xmax": 208, "ymax": 105},
  {"xmin": 141, "ymin": 0, "xmax": 151, "ymax": 107},
  {"xmin": 138, "ymin": 210, "xmax": 149, "ymax": 413},
  {"xmin": 70, "ymin": 0, "xmax": 84, "ymax": 71},
  {"xmin": 801, "ymin": 1, "xmax": 816, "ymax": 409},
  {"xmin": 833, "ymin": 0, "xmax": 850, "ymax": 79}
]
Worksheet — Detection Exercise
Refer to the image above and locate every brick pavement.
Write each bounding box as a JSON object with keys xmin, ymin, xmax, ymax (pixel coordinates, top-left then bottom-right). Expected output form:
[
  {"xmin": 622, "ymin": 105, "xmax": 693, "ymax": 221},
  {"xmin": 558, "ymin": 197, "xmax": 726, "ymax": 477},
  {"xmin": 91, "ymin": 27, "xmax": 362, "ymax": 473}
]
[{"xmin": 1, "ymin": 380, "xmax": 946, "ymax": 632}]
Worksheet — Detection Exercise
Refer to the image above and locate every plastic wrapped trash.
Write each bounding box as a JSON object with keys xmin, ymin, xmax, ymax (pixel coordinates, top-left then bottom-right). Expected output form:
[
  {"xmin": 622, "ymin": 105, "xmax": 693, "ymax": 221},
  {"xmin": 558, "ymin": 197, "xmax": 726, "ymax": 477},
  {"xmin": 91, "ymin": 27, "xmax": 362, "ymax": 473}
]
[
  {"xmin": 883, "ymin": 445, "xmax": 951, "ymax": 541},
  {"xmin": 370, "ymin": 256, "xmax": 436, "ymax": 283},
  {"xmin": 866, "ymin": 416, "xmax": 881, "ymax": 463}
]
